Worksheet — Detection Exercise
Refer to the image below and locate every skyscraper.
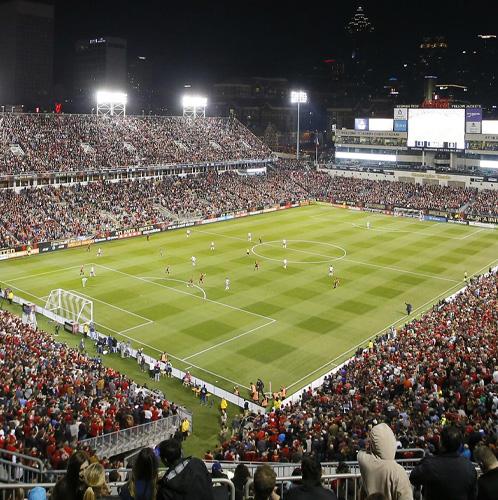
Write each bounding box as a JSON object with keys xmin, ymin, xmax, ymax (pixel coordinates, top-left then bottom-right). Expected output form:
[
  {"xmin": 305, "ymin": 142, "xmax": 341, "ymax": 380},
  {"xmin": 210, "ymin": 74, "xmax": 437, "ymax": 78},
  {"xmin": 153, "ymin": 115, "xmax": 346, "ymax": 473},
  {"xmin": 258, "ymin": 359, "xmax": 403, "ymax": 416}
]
[
  {"xmin": 0, "ymin": 0, "xmax": 54, "ymax": 107},
  {"xmin": 345, "ymin": 2, "xmax": 376, "ymax": 94},
  {"xmin": 74, "ymin": 36, "xmax": 127, "ymax": 107}
]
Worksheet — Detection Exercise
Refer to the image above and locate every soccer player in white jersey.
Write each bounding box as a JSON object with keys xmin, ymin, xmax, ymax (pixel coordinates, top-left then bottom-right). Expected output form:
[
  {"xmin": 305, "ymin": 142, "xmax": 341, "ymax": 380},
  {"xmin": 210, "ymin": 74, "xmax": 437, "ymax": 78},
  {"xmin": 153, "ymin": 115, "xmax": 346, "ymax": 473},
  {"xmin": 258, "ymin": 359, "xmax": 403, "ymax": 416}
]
[
  {"xmin": 97, "ymin": 247, "xmax": 103, "ymax": 257},
  {"xmin": 366, "ymin": 221, "xmax": 371, "ymax": 230},
  {"xmin": 191, "ymin": 256, "xmax": 196, "ymax": 266},
  {"xmin": 328, "ymin": 265, "xmax": 334, "ymax": 277},
  {"xmin": 283, "ymin": 259, "xmax": 288, "ymax": 269},
  {"xmin": 90, "ymin": 266, "xmax": 96, "ymax": 277},
  {"xmin": 247, "ymin": 232, "xmax": 252, "ymax": 242},
  {"xmin": 282, "ymin": 239, "xmax": 287, "ymax": 248},
  {"xmin": 82, "ymin": 276, "xmax": 88, "ymax": 288},
  {"xmin": 186, "ymin": 229, "xmax": 191, "ymax": 238},
  {"xmin": 210, "ymin": 241, "xmax": 215, "ymax": 251},
  {"xmin": 225, "ymin": 277, "xmax": 230, "ymax": 290}
]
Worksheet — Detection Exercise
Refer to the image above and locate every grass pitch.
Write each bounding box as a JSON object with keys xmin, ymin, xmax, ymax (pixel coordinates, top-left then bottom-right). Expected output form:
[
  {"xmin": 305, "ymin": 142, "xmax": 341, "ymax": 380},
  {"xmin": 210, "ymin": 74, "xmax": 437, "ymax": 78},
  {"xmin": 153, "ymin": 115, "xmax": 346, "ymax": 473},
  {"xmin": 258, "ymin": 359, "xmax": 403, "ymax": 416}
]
[{"xmin": 2, "ymin": 203, "xmax": 497, "ymax": 400}]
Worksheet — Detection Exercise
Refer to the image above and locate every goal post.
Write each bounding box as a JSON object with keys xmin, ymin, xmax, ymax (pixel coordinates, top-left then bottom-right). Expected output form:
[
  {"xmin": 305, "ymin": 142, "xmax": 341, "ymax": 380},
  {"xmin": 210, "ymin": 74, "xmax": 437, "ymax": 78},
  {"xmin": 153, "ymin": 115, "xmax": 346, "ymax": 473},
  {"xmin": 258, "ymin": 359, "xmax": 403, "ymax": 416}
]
[{"xmin": 45, "ymin": 289, "xmax": 93, "ymax": 325}]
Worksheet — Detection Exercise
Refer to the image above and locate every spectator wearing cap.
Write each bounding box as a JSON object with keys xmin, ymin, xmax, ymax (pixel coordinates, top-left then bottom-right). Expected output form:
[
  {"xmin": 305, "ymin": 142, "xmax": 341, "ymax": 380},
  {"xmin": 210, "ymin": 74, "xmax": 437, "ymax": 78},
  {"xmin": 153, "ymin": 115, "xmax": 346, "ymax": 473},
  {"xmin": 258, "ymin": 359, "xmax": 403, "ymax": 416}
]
[
  {"xmin": 211, "ymin": 461, "xmax": 230, "ymax": 500},
  {"xmin": 28, "ymin": 487, "xmax": 47, "ymax": 500},
  {"xmin": 410, "ymin": 426, "xmax": 477, "ymax": 500},
  {"xmin": 474, "ymin": 446, "xmax": 498, "ymax": 500}
]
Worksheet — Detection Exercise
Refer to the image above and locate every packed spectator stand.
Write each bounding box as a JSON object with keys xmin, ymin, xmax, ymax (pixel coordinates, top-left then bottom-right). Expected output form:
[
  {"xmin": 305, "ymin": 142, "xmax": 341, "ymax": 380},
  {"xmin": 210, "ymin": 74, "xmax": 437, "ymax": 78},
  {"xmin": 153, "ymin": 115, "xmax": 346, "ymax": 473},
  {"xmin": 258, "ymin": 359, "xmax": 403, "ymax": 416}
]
[
  {"xmin": 0, "ymin": 114, "xmax": 271, "ymax": 174},
  {"xmin": 0, "ymin": 309, "xmax": 182, "ymax": 471},
  {"xmin": 0, "ymin": 167, "xmax": 497, "ymax": 248}
]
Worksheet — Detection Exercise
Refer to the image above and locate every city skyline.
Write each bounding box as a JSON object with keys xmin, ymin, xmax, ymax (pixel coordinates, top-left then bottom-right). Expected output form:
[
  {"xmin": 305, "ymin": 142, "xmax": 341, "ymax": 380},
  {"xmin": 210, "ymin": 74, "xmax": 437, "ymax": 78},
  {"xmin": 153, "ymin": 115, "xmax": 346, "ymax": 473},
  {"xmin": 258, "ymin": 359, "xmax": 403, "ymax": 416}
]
[{"xmin": 52, "ymin": 0, "xmax": 496, "ymax": 85}]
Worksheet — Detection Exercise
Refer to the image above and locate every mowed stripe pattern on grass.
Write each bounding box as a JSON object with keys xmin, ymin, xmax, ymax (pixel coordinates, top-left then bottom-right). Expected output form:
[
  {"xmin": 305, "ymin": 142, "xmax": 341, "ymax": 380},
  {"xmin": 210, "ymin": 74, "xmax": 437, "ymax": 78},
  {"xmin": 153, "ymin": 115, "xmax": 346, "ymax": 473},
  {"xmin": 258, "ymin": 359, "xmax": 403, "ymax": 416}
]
[{"xmin": 1, "ymin": 204, "xmax": 496, "ymax": 395}]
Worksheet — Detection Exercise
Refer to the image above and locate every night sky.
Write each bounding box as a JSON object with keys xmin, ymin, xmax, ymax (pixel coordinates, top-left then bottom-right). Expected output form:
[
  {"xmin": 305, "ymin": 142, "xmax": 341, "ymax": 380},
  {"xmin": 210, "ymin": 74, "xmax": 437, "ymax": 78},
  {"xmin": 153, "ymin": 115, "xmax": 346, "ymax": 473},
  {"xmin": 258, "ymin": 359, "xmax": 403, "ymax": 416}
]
[{"xmin": 50, "ymin": 0, "xmax": 497, "ymax": 87}]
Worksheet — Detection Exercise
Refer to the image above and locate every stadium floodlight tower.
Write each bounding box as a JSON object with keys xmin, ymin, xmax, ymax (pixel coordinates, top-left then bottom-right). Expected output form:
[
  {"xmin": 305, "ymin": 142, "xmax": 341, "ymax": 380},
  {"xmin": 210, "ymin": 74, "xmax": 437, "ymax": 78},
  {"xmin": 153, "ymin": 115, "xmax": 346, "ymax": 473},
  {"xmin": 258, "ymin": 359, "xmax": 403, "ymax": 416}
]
[
  {"xmin": 182, "ymin": 95, "xmax": 207, "ymax": 118},
  {"xmin": 96, "ymin": 90, "xmax": 128, "ymax": 116},
  {"xmin": 290, "ymin": 90, "xmax": 307, "ymax": 160}
]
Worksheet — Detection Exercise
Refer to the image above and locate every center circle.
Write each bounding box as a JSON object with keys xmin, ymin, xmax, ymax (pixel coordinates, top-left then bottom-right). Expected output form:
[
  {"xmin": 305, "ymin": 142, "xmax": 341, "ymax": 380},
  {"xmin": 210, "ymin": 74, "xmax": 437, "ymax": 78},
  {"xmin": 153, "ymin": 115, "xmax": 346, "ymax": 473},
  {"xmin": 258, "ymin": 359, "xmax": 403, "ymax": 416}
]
[{"xmin": 251, "ymin": 240, "xmax": 347, "ymax": 264}]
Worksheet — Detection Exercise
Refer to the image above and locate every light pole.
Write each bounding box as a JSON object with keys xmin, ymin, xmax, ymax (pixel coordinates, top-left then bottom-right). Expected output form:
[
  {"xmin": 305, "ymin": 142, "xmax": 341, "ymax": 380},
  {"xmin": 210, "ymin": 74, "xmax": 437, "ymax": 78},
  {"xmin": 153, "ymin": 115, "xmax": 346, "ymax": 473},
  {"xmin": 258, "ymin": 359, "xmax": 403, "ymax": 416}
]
[
  {"xmin": 182, "ymin": 95, "xmax": 207, "ymax": 118},
  {"xmin": 95, "ymin": 90, "xmax": 128, "ymax": 116},
  {"xmin": 290, "ymin": 90, "xmax": 307, "ymax": 160}
]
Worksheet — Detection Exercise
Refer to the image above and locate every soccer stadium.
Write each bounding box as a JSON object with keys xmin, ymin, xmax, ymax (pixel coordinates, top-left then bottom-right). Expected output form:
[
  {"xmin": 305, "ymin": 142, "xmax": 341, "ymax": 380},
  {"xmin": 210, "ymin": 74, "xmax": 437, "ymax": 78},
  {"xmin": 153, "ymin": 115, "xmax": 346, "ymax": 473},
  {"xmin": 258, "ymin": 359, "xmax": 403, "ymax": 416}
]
[{"xmin": 0, "ymin": 2, "xmax": 498, "ymax": 500}]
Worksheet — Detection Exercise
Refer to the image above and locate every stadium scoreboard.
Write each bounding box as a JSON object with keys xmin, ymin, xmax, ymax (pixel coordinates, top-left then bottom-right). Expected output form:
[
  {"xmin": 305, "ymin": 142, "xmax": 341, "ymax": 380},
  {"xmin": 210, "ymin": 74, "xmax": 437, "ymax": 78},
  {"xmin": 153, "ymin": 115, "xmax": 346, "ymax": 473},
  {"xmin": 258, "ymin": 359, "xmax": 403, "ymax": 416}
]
[{"xmin": 395, "ymin": 104, "xmax": 482, "ymax": 152}]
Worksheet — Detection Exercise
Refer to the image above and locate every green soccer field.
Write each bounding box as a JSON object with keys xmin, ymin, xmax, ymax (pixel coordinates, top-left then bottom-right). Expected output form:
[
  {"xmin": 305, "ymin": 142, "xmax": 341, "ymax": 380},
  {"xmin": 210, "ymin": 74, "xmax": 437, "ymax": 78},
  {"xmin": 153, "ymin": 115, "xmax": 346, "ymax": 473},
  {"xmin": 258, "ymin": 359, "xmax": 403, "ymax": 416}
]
[{"xmin": 2, "ymin": 203, "xmax": 497, "ymax": 398}]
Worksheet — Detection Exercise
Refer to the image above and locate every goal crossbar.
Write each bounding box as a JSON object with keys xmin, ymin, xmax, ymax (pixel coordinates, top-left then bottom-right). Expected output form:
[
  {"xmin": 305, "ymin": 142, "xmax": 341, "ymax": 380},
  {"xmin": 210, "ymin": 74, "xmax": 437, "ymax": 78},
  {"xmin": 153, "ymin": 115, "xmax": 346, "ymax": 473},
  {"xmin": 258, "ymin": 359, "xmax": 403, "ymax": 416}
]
[{"xmin": 44, "ymin": 289, "xmax": 94, "ymax": 325}]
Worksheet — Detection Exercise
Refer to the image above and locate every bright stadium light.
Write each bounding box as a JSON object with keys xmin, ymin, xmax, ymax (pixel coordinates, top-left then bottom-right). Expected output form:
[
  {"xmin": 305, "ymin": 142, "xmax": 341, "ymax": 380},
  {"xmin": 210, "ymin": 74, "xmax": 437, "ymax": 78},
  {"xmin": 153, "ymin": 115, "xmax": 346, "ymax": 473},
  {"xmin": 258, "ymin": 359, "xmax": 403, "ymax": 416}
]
[
  {"xmin": 290, "ymin": 90, "xmax": 308, "ymax": 159},
  {"xmin": 182, "ymin": 95, "xmax": 207, "ymax": 118},
  {"xmin": 95, "ymin": 90, "xmax": 127, "ymax": 116}
]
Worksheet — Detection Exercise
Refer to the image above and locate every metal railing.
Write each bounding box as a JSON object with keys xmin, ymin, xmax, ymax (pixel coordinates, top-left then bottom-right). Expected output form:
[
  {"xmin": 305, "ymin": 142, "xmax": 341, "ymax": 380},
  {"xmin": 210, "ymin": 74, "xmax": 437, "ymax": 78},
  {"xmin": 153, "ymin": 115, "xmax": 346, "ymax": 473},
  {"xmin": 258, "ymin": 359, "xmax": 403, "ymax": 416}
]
[
  {"xmin": 78, "ymin": 414, "xmax": 183, "ymax": 457},
  {"xmin": 0, "ymin": 478, "xmax": 236, "ymax": 500},
  {"xmin": 0, "ymin": 449, "xmax": 46, "ymax": 485},
  {"xmin": 244, "ymin": 474, "xmax": 362, "ymax": 499},
  {"xmin": 204, "ymin": 449, "xmax": 425, "ymax": 478}
]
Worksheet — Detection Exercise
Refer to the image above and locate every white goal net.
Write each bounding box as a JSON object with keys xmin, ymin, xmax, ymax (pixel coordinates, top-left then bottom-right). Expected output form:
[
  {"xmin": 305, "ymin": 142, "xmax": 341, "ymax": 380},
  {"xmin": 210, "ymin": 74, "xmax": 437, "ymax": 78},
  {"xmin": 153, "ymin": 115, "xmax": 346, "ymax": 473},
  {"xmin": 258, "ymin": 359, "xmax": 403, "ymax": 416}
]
[{"xmin": 45, "ymin": 289, "xmax": 93, "ymax": 325}]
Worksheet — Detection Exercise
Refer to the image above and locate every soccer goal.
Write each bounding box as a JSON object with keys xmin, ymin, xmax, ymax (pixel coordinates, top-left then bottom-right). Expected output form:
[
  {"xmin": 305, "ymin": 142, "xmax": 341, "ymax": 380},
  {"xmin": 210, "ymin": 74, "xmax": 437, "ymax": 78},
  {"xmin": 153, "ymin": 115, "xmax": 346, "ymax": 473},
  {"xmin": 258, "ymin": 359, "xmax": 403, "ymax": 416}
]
[{"xmin": 45, "ymin": 289, "xmax": 93, "ymax": 325}]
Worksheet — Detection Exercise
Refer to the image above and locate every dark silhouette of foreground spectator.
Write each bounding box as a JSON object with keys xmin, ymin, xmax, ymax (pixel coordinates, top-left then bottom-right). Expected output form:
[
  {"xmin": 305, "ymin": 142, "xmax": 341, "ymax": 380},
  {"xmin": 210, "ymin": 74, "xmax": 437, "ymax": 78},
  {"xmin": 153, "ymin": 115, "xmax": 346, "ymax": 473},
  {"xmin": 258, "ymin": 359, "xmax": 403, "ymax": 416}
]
[
  {"xmin": 233, "ymin": 464, "xmax": 251, "ymax": 500},
  {"xmin": 410, "ymin": 426, "xmax": 477, "ymax": 500},
  {"xmin": 474, "ymin": 446, "xmax": 498, "ymax": 500},
  {"xmin": 52, "ymin": 451, "xmax": 89, "ymax": 500},
  {"xmin": 285, "ymin": 457, "xmax": 337, "ymax": 499},
  {"xmin": 119, "ymin": 447, "xmax": 158, "ymax": 500},
  {"xmin": 358, "ymin": 423, "xmax": 413, "ymax": 500},
  {"xmin": 156, "ymin": 438, "xmax": 214, "ymax": 500},
  {"xmin": 253, "ymin": 464, "xmax": 279, "ymax": 500}
]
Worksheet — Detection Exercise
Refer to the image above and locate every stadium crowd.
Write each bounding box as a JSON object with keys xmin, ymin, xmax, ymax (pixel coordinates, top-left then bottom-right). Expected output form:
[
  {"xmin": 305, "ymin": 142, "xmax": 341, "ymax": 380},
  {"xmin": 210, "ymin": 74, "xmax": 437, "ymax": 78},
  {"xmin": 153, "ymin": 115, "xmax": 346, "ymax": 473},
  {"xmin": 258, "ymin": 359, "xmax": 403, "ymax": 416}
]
[
  {"xmin": 217, "ymin": 270, "xmax": 498, "ymax": 465},
  {"xmin": 0, "ymin": 114, "xmax": 271, "ymax": 174},
  {"xmin": 0, "ymin": 169, "xmax": 497, "ymax": 248},
  {"xmin": 0, "ymin": 309, "xmax": 180, "ymax": 470}
]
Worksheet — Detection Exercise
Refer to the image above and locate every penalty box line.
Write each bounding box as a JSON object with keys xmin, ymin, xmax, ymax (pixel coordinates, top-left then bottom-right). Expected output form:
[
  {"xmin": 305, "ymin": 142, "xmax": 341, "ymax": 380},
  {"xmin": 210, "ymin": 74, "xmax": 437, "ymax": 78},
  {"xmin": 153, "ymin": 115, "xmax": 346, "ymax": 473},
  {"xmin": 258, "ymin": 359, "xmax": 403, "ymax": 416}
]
[
  {"xmin": 0, "ymin": 276, "xmax": 252, "ymax": 390},
  {"xmin": 93, "ymin": 263, "xmax": 275, "ymax": 322},
  {"xmin": 285, "ymin": 256, "xmax": 498, "ymax": 392},
  {"xmin": 93, "ymin": 262, "xmax": 277, "ymax": 356}
]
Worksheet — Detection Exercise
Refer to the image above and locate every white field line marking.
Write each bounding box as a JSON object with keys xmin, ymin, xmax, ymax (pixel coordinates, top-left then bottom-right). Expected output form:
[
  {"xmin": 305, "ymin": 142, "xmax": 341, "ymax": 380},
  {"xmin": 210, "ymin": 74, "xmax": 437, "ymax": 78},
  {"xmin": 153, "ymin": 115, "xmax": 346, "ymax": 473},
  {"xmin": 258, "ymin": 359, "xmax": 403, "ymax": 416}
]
[
  {"xmin": 94, "ymin": 263, "xmax": 274, "ymax": 322},
  {"xmin": 351, "ymin": 222, "xmax": 490, "ymax": 241},
  {"xmin": 193, "ymin": 228, "xmax": 247, "ymax": 241},
  {"xmin": 254, "ymin": 241, "xmax": 459, "ymax": 283},
  {"xmin": 459, "ymin": 228, "xmax": 486, "ymax": 240},
  {"xmin": 1, "ymin": 276, "xmax": 250, "ymax": 389},
  {"xmin": 119, "ymin": 321, "xmax": 153, "ymax": 334},
  {"xmin": 140, "ymin": 277, "xmax": 206, "ymax": 300},
  {"xmin": 0, "ymin": 281, "xmax": 44, "ymax": 303},
  {"xmin": 253, "ymin": 241, "xmax": 346, "ymax": 261},
  {"xmin": 192, "ymin": 226, "xmax": 461, "ymax": 283},
  {"xmin": 343, "ymin": 258, "xmax": 460, "ymax": 283},
  {"xmin": 286, "ymin": 257, "xmax": 498, "ymax": 391},
  {"xmin": 108, "ymin": 328, "xmax": 250, "ymax": 390},
  {"xmin": 69, "ymin": 289, "xmax": 153, "ymax": 323},
  {"xmin": 6, "ymin": 265, "xmax": 84, "ymax": 282},
  {"xmin": 183, "ymin": 318, "xmax": 276, "ymax": 361}
]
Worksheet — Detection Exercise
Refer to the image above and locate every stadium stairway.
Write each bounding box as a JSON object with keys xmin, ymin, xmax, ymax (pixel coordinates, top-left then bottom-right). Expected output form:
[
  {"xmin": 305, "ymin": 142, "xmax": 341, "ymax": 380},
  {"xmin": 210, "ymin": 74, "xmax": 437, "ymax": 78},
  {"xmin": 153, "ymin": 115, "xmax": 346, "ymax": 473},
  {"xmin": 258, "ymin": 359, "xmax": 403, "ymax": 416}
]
[{"xmin": 78, "ymin": 414, "xmax": 182, "ymax": 458}]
